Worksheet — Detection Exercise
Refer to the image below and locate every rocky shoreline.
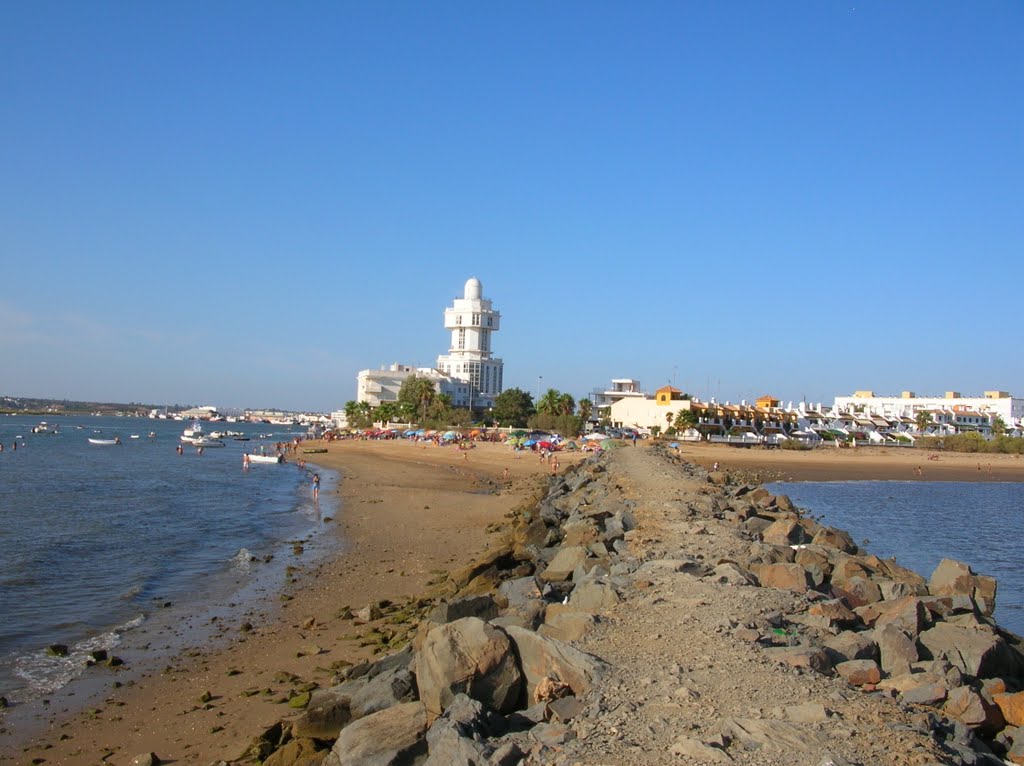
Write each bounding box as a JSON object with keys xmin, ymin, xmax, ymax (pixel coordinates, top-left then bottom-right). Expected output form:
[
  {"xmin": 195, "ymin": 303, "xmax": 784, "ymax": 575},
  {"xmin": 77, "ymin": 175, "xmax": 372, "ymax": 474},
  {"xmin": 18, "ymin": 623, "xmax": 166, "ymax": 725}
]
[{"xmin": 193, "ymin": 444, "xmax": 1024, "ymax": 766}]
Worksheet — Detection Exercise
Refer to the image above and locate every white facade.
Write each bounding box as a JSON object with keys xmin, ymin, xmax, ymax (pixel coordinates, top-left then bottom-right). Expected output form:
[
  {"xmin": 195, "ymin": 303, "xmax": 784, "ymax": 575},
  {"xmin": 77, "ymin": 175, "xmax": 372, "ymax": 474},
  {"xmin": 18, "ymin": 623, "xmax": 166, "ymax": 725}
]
[
  {"xmin": 436, "ymin": 277, "xmax": 503, "ymax": 408},
  {"xmin": 832, "ymin": 390, "xmax": 1023, "ymax": 431}
]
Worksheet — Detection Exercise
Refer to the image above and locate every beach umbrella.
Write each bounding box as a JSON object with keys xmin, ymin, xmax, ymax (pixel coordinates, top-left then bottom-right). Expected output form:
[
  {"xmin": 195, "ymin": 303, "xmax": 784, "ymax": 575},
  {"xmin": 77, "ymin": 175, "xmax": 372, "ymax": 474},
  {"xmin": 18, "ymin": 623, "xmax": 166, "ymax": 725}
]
[
  {"xmin": 669, "ymin": 442, "xmax": 680, "ymax": 449},
  {"xmin": 442, "ymin": 431, "xmax": 457, "ymax": 440},
  {"xmin": 524, "ymin": 439, "xmax": 537, "ymax": 447},
  {"xmin": 538, "ymin": 441, "xmax": 554, "ymax": 450},
  {"xmin": 511, "ymin": 430, "xmax": 526, "ymax": 437},
  {"xmin": 563, "ymin": 441, "xmax": 578, "ymax": 450},
  {"xmin": 469, "ymin": 429, "xmax": 481, "ymax": 437},
  {"xmin": 600, "ymin": 439, "xmax": 619, "ymax": 450}
]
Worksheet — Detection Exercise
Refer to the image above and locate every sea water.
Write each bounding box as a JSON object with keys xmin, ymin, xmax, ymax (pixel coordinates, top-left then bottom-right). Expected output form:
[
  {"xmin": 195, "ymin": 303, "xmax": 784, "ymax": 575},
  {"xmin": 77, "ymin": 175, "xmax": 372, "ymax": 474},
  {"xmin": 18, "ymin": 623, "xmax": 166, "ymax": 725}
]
[
  {"xmin": 766, "ymin": 480, "xmax": 1024, "ymax": 636},
  {"xmin": 0, "ymin": 414, "xmax": 332, "ymax": 713}
]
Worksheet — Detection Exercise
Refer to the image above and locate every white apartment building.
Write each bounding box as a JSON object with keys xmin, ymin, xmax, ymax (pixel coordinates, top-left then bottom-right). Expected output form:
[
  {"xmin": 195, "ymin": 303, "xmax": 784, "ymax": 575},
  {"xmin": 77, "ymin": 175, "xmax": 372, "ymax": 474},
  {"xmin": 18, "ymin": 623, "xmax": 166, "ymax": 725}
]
[
  {"xmin": 436, "ymin": 277, "xmax": 504, "ymax": 408},
  {"xmin": 832, "ymin": 390, "xmax": 1023, "ymax": 431},
  {"xmin": 354, "ymin": 277, "xmax": 502, "ymax": 412}
]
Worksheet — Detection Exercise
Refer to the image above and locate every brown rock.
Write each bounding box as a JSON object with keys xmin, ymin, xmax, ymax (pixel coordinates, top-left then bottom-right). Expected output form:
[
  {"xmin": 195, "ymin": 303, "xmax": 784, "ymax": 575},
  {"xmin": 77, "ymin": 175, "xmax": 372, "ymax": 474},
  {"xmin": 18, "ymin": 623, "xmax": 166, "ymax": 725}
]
[
  {"xmin": 415, "ymin": 618, "xmax": 522, "ymax": 721},
  {"xmin": 811, "ymin": 527, "xmax": 857, "ymax": 553},
  {"xmin": 945, "ymin": 686, "xmax": 1005, "ymax": 735},
  {"xmin": 331, "ymin": 702, "xmax": 427, "ymax": 766},
  {"xmin": 263, "ymin": 738, "xmax": 328, "ymax": 766},
  {"xmin": 538, "ymin": 546, "xmax": 590, "ymax": 583},
  {"xmin": 836, "ymin": 659, "xmax": 881, "ymax": 686},
  {"xmin": 929, "ymin": 558, "xmax": 998, "ymax": 616},
  {"xmin": 505, "ymin": 625, "xmax": 608, "ymax": 702},
  {"xmin": 757, "ymin": 563, "xmax": 811, "ymax": 594},
  {"xmin": 762, "ymin": 519, "xmax": 806, "ymax": 546},
  {"xmin": 874, "ymin": 624, "xmax": 918, "ymax": 678},
  {"xmin": 805, "ymin": 599, "xmax": 859, "ymax": 630},
  {"xmin": 995, "ymin": 691, "xmax": 1024, "ymax": 727}
]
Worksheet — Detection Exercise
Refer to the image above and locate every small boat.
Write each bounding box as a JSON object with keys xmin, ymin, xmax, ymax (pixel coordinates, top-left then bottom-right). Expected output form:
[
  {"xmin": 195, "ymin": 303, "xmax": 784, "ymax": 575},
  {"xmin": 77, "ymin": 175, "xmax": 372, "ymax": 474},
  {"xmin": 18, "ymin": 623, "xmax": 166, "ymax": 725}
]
[
  {"xmin": 245, "ymin": 453, "xmax": 283, "ymax": 464},
  {"xmin": 32, "ymin": 423, "xmax": 59, "ymax": 434},
  {"xmin": 303, "ymin": 448, "xmax": 328, "ymax": 454},
  {"xmin": 190, "ymin": 438, "xmax": 226, "ymax": 448},
  {"xmin": 232, "ymin": 436, "xmax": 250, "ymax": 441},
  {"xmin": 88, "ymin": 437, "xmax": 121, "ymax": 446},
  {"xmin": 148, "ymin": 432, "xmax": 157, "ymax": 438},
  {"xmin": 130, "ymin": 434, "xmax": 141, "ymax": 439}
]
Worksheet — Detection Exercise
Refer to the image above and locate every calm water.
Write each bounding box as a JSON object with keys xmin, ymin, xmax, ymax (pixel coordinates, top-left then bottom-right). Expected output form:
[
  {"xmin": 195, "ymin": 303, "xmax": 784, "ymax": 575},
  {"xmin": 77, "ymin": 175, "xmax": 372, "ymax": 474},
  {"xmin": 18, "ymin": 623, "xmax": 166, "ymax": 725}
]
[
  {"xmin": 0, "ymin": 414, "xmax": 332, "ymax": 710},
  {"xmin": 767, "ymin": 480, "xmax": 1024, "ymax": 636}
]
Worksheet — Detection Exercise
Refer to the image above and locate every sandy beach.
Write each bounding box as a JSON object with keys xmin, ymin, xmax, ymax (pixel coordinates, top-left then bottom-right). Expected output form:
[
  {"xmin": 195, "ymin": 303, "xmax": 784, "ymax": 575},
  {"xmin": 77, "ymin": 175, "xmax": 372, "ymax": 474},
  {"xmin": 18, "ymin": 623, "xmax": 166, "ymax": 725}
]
[
  {"xmin": 674, "ymin": 441, "xmax": 1024, "ymax": 483},
  {"xmin": 4, "ymin": 438, "xmax": 1022, "ymax": 765}
]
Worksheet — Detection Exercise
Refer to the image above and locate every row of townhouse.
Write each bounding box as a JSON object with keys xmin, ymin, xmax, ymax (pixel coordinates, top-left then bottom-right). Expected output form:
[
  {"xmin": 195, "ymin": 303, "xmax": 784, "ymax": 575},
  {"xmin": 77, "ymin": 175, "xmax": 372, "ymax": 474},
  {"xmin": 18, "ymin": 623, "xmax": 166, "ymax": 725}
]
[{"xmin": 604, "ymin": 381, "xmax": 1024, "ymax": 445}]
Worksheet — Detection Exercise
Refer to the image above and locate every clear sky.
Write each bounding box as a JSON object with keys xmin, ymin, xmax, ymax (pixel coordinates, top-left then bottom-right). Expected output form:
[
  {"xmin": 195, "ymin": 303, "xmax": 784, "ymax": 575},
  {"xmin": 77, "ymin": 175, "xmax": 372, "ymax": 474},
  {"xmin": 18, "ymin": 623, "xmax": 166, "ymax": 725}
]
[{"xmin": 2, "ymin": 2, "xmax": 1021, "ymax": 412}]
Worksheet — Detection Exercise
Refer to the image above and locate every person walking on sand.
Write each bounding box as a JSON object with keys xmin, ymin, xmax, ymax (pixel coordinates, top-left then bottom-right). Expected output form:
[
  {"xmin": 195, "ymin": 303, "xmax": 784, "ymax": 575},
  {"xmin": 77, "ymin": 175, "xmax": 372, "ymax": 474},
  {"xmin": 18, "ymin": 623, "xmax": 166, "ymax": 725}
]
[
  {"xmin": 502, "ymin": 467, "xmax": 510, "ymax": 480},
  {"xmin": 312, "ymin": 473, "xmax": 320, "ymax": 500}
]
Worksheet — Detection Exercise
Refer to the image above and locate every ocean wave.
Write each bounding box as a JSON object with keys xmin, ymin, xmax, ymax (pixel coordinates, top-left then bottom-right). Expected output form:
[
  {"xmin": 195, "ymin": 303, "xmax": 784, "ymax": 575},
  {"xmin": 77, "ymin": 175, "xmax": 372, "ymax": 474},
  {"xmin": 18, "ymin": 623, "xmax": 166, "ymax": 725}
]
[
  {"xmin": 7, "ymin": 613, "xmax": 146, "ymax": 703},
  {"xmin": 231, "ymin": 547, "xmax": 258, "ymax": 572}
]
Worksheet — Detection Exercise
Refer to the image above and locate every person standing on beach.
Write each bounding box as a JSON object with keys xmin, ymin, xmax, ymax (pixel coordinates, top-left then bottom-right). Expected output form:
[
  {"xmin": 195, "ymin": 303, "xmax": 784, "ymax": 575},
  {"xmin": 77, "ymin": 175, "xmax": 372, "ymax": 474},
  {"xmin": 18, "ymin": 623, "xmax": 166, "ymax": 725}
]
[{"xmin": 312, "ymin": 473, "xmax": 320, "ymax": 500}]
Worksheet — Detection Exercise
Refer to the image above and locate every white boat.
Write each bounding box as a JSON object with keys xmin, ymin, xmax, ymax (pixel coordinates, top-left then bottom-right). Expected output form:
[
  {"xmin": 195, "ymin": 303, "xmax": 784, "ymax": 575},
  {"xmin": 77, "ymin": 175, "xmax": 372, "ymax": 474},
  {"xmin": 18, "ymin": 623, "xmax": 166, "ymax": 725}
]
[
  {"xmin": 32, "ymin": 422, "xmax": 59, "ymax": 434},
  {"xmin": 88, "ymin": 437, "xmax": 121, "ymax": 446},
  {"xmin": 130, "ymin": 434, "xmax": 140, "ymax": 439},
  {"xmin": 180, "ymin": 421, "xmax": 223, "ymax": 446},
  {"xmin": 245, "ymin": 453, "xmax": 283, "ymax": 464},
  {"xmin": 191, "ymin": 438, "xmax": 226, "ymax": 448}
]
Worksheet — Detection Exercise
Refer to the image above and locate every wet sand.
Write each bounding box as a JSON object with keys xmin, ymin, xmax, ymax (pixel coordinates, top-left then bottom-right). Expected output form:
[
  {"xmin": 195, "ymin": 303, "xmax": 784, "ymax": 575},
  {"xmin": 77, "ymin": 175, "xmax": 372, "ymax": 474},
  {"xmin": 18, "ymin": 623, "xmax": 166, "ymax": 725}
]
[
  {"xmin": 4, "ymin": 438, "xmax": 1021, "ymax": 764},
  {"xmin": 1, "ymin": 440, "xmax": 584, "ymax": 766}
]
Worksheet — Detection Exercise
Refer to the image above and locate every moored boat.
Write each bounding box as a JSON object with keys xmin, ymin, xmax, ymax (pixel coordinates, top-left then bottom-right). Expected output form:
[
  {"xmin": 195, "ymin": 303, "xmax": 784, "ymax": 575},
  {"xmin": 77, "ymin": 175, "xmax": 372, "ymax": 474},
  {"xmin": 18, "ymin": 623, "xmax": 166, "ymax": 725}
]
[
  {"xmin": 88, "ymin": 437, "xmax": 121, "ymax": 446},
  {"xmin": 245, "ymin": 453, "xmax": 283, "ymax": 464}
]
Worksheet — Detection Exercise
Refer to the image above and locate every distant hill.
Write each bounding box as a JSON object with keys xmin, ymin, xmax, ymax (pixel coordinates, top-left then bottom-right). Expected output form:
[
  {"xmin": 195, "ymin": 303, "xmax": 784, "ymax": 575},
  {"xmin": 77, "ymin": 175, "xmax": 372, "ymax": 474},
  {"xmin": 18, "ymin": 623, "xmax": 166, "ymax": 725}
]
[{"xmin": 0, "ymin": 396, "xmax": 174, "ymax": 417}]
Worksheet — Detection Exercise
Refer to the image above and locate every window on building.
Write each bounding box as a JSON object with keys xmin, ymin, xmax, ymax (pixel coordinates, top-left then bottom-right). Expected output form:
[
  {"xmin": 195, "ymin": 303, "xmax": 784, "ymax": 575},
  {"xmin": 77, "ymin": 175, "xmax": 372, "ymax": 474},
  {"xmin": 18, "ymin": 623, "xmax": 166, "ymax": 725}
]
[
  {"xmin": 481, "ymin": 330, "xmax": 489, "ymax": 351},
  {"xmin": 472, "ymin": 313, "xmax": 480, "ymax": 325},
  {"xmin": 458, "ymin": 328, "xmax": 465, "ymax": 349},
  {"xmin": 456, "ymin": 315, "xmax": 462, "ymax": 325}
]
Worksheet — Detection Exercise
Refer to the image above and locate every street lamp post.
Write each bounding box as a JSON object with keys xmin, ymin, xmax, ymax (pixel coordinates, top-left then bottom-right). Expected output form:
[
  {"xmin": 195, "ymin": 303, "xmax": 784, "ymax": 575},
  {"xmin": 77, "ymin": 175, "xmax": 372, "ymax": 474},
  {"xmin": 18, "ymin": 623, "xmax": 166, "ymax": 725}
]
[{"xmin": 537, "ymin": 376, "xmax": 543, "ymax": 399}]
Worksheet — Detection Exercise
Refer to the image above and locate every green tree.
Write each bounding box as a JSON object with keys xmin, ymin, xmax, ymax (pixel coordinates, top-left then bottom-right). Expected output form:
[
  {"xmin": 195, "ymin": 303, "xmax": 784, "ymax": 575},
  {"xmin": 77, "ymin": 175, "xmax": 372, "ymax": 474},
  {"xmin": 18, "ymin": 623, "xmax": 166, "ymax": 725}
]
[
  {"xmin": 674, "ymin": 409, "xmax": 699, "ymax": 432},
  {"xmin": 578, "ymin": 398, "xmax": 592, "ymax": 422},
  {"xmin": 991, "ymin": 415, "xmax": 1007, "ymax": 436},
  {"xmin": 398, "ymin": 375, "xmax": 437, "ymax": 424},
  {"xmin": 915, "ymin": 410, "xmax": 933, "ymax": 433},
  {"xmin": 492, "ymin": 388, "xmax": 535, "ymax": 428},
  {"xmin": 536, "ymin": 388, "xmax": 562, "ymax": 416},
  {"xmin": 344, "ymin": 400, "xmax": 373, "ymax": 429},
  {"xmin": 556, "ymin": 392, "xmax": 575, "ymax": 416},
  {"xmin": 375, "ymin": 401, "xmax": 398, "ymax": 425}
]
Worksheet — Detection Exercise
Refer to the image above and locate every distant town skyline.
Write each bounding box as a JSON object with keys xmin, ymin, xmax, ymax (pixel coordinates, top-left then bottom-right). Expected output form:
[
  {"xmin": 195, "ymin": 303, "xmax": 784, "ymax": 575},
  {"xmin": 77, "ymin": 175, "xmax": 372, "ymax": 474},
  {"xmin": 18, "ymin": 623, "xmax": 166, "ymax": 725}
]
[{"xmin": 2, "ymin": 3, "xmax": 1021, "ymax": 411}]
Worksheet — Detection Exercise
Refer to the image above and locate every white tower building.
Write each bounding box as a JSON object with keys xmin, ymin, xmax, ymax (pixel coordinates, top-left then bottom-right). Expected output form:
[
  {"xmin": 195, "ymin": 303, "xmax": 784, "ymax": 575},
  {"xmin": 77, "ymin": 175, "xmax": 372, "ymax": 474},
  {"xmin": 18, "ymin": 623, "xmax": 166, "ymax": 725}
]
[{"xmin": 436, "ymin": 277, "xmax": 503, "ymax": 408}]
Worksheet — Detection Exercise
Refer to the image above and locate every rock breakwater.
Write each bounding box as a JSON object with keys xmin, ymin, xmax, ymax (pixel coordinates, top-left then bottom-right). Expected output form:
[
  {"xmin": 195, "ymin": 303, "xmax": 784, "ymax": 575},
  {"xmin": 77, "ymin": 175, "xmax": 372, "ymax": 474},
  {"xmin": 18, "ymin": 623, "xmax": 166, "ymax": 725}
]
[{"xmin": 219, "ymin": 446, "xmax": 1024, "ymax": 765}]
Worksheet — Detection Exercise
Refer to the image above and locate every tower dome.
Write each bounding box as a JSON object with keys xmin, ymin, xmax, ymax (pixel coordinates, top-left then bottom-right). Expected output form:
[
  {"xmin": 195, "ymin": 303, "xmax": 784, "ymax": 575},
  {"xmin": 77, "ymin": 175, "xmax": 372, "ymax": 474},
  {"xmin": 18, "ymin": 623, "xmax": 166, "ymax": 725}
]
[{"xmin": 464, "ymin": 277, "xmax": 483, "ymax": 300}]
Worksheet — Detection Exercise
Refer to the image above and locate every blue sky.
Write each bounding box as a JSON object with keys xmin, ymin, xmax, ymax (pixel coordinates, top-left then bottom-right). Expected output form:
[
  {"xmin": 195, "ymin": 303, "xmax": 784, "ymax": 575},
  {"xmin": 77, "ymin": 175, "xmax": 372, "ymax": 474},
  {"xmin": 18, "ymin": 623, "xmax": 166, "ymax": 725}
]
[{"xmin": 2, "ymin": 2, "xmax": 1021, "ymax": 411}]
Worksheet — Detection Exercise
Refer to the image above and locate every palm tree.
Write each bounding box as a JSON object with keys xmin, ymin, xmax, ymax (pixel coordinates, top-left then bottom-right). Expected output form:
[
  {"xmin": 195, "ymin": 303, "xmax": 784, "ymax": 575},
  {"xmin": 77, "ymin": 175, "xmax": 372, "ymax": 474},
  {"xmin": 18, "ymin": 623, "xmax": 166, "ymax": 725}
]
[
  {"xmin": 991, "ymin": 415, "xmax": 1007, "ymax": 436},
  {"xmin": 376, "ymin": 402, "xmax": 398, "ymax": 425},
  {"xmin": 536, "ymin": 388, "xmax": 562, "ymax": 416},
  {"xmin": 915, "ymin": 410, "xmax": 932, "ymax": 434},
  {"xmin": 578, "ymin": 398, "xmax": 592, "ymax": 422},
  {"xmin": 557, "ymin": 392, "xmax": 575, "ymax": 416},
  {"xmin": 674, "ymin": 409, "xmax": 699, "ymax": 432}
]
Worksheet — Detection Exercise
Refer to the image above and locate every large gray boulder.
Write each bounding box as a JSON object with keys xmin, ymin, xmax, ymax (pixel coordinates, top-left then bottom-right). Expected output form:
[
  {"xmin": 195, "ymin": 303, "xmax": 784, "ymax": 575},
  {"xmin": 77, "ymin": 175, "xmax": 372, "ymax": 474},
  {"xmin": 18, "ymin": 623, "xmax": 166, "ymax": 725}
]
[
  {"xmin": 331, "ymin": 702, "xmax": 427, "ymax": 766},
  {"xmin": 349, "ymin": 666, "xmax": 417, "ymax": 719},
  {"xmin": 929, "ymin": 559, "xmax": 998, "ymax": 616},
  {"xmin": 416, "ymin": 617, "xmax": 522, "ymax": 721},
  {"xmin": 505, "ymin": 625, "xmax": 608, "ymax": 703},
  {"xmin": 918, "ymin": 622, "xmax": 1023, "ymax": 679},
  {"xmin": 539, "ymin": 546, "xmax": 590, "ymax": 582},
  {"xmin": 422, "ymin": 694, "xmax": 500, "ymax": 766},
  {"xmin": 566, "ymin": 579, "xmax": 621, "ymax": 612}
]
